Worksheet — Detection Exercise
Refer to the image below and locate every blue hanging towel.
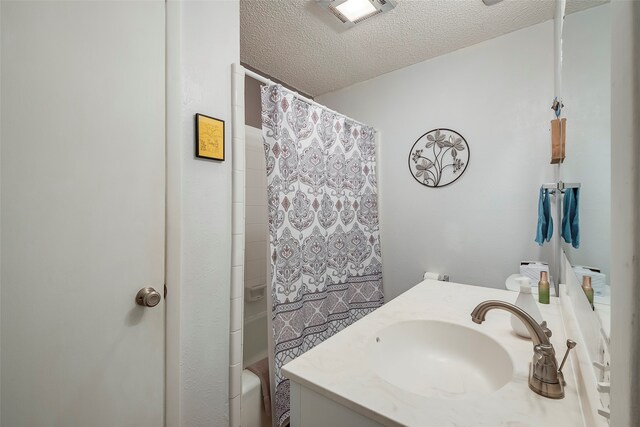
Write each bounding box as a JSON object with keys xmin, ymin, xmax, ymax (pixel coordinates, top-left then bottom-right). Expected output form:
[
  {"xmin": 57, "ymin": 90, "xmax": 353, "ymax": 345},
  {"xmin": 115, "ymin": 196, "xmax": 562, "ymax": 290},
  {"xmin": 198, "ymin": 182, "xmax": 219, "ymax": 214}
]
[
  {"xmin": 535, "ymin": 187, "xmax": 553, "ymax": 246},
  {"xmin": 562, "ymin": 188, "xmax": 580, "ymax": 248}
]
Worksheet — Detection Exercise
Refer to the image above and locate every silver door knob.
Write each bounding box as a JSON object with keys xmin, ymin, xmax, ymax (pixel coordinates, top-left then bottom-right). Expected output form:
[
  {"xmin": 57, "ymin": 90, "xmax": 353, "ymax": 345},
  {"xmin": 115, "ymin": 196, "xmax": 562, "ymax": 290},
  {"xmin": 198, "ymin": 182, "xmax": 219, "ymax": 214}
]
[{"xmin": 136, "ymin": 287, "xmax": 161, "ymax": 307}]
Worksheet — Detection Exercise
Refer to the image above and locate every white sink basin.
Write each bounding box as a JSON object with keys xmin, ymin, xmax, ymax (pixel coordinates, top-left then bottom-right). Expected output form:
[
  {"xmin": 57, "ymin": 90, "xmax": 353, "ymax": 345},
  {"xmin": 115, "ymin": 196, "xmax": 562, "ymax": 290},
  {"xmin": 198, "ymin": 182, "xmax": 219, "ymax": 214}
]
[{"xmin": 368, "ymin": 320, "xmax": 513, "ymax": 399}]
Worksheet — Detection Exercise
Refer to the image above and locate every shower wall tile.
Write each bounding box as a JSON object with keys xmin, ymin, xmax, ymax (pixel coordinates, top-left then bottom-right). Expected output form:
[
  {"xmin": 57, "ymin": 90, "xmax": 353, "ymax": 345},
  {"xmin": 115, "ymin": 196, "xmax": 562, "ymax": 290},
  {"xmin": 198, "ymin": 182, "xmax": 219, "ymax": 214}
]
[
  {"xmin": 229, "ymin": 363, "xmax": 242, "ymax": 398},
  {"xmin": 230, "ymin": 296, "xmax": 242, "ymax": 332},
  {"xmin": 232, "ymin": 234, "xmax": 244, "ymax": 267},
  {"xmin": 246, "ymin": 206, "xmax": 267, "ymax": 224},
  {"xmin": 229, "ymin": 394, "xmax": 241, "ymax": 427},
  {"xmin": 230, "ymin": 330, "xmax": 242, "ymax": 366},
  {"xmin": 246, "ymin": 222, "xmax": 267, "ymax": 243},
  {"xmin": 243, "ymin": 124, "xmax": 269, "ymax": 366},
  {"xmin": 232, "ymin": 202, "xmax": 245, "ymax": 236},
  {"xmin": 246, "ymin": 150, "xmax": 264, "ymax": 171},
  {"xmin": 231, "ymin": 265, "xmax": 243, "ymax": 299},
  {"xmin": 231, "ymin": 65, "xmax": 244, "ymax": 108},
  {"xmin": 246, "ymin": 167, "xmax": 266, "ymax": 188},
  {"xmin": 230, "ymin": 68, "xmax": 245, "ymax": 427},
  {"xmin": 232, "ymin": 170, "xmax": 244, "ymax": 203},
  {"xmin": 246, "ymin": 258, "xmax": 267, "ymax": 282},
  {"xmin": 246, "ymin": 241, "xmax": 267, "ymax": 262},
  {"xmin": 245, "ymin": 274, "xmax": 266, "ymax": 288},
  {"xmin": 232, "ymin": 106, "xmax": 245, "ymax": 138},
  {"xmin": 232, "ymin": 137, "xmax": 245, "ymax": 172},
  {"xmin": 245, "ymin": 185, "xmax": 263, "ymax": 207}
]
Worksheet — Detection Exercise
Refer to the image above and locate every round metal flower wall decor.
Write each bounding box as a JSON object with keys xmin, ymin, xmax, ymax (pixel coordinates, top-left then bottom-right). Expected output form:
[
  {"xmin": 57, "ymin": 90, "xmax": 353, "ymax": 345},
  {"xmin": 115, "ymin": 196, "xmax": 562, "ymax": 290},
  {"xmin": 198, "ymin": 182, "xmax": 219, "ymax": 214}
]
[{"xmin": 408, "ymin": 128, "xmax": 470, "ymax": 188}]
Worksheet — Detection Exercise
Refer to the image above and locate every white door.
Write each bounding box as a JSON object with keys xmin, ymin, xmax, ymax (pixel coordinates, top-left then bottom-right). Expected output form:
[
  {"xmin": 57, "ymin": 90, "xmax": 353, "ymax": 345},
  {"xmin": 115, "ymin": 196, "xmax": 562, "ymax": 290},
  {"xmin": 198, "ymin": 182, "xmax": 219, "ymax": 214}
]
[{"xmin": 1, "ymin": 1, "xmax": 165, "ymax": 426}]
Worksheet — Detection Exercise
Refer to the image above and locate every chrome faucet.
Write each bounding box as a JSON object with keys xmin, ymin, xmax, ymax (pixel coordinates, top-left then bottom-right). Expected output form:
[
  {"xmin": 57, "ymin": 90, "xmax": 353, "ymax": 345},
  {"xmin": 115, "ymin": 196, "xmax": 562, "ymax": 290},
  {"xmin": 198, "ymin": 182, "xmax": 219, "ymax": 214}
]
[{"xmin": 471, "ymin": 300, "xmax": 575, "ymax": 399}]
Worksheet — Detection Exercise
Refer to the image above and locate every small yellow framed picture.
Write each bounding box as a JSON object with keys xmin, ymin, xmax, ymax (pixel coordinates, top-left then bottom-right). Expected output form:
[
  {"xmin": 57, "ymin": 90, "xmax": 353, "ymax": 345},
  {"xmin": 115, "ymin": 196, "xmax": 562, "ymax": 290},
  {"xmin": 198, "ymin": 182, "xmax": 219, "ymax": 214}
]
[{"xmin": 195, "ymin": 113, "xmax": 225, "ymax": 161}]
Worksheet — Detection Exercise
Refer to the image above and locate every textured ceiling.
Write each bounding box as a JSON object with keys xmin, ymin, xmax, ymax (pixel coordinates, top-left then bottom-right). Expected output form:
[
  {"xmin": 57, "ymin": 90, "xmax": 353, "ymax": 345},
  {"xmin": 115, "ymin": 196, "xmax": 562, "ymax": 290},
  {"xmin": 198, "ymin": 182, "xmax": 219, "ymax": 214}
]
[{"xmin": 241, "ymin": 0, "xmax": 606, "ymax": 96}]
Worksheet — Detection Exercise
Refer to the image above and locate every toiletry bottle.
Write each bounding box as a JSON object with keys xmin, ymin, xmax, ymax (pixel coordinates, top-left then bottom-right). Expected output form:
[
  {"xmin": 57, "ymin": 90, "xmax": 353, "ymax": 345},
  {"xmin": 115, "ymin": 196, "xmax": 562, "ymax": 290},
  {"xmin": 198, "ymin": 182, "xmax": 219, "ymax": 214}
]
[
  {"xmin": 538, "ymin": 271, "xmax": 550, "ymax": 304},
  {"xmin": 582, "ymin": 275, "xmax": 594, "ymax": 309},
  {"xmin": 511, "ymin": 278, "xmax": 543, "ymax": 339}
]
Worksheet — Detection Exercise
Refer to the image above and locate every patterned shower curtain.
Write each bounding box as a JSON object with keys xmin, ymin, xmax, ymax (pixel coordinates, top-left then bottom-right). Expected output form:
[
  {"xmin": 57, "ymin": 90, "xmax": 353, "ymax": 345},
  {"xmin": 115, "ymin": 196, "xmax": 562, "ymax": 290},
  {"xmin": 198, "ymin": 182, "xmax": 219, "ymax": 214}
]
[{"xmin": 261, "ymin": 84, "xmax": 384, "ymax": 426}]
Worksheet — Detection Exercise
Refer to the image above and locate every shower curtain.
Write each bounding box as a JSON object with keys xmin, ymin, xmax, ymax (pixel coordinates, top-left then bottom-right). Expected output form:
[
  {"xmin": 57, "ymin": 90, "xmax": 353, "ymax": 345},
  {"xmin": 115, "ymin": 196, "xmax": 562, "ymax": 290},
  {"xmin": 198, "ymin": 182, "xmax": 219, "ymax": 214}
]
[{"xmin": 261, "ymin": 84, "xmax": 384, "ymax": 426}]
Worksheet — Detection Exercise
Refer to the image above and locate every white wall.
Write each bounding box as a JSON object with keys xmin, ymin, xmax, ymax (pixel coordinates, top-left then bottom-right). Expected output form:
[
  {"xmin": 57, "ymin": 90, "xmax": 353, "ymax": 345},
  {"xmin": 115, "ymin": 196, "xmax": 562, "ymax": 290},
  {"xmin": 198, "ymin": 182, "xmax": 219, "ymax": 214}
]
[
  {"xmin": 561, "ymin": 4, "xmax": 611, "ymax": 284},
  {"xmin": 166, "ymin": 1, "xmax": 239, "ymax": 425},
  {"xmin": 318, "ymin": 20, "xmax": 556, "ymax": 299},
  {"xmin": 609, "ymin": 1, "xmax": 640, "ymax": 425}
]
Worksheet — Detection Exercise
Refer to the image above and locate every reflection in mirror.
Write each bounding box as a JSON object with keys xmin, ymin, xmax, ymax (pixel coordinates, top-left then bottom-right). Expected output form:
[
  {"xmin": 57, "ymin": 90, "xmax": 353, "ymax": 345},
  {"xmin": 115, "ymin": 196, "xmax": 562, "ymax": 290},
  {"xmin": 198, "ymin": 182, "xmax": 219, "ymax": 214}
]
[{"xmin": 561, "ymin": 4, "xmax": 611, "ymax": 336}]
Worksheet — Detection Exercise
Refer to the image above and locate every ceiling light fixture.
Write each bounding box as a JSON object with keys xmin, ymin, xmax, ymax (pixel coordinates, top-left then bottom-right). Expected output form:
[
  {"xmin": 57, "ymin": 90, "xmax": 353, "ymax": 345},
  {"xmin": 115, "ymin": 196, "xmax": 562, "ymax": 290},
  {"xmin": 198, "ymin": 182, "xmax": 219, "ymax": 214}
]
[
  {"xmin": 316, "ymin": 0, "xmax": 397, "ymax": 28},
  {"xmin": 335, "ymin": 0, "xmax": 377, "ymax": 22}
]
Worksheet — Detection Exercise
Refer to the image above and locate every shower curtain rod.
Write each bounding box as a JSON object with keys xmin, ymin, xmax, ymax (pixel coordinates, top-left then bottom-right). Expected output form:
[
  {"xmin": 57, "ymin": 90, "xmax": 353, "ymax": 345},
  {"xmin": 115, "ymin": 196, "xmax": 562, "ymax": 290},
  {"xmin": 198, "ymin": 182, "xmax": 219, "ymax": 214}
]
[{"xmin": 243, "ymin": 67, "xmax": 373, "ymax": 130}]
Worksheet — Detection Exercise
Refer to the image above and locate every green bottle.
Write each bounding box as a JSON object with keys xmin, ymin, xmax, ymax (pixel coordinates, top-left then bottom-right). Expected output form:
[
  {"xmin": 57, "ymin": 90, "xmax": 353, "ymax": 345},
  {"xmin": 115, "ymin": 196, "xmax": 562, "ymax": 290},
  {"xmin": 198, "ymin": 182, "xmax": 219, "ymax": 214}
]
[
  {"xmin": 582, "ymin": 275, "xmax": 594, "ymax": 309},
  {"xmin": 538, "ymin": 271, "xmax": 550, "ymax": 304}
]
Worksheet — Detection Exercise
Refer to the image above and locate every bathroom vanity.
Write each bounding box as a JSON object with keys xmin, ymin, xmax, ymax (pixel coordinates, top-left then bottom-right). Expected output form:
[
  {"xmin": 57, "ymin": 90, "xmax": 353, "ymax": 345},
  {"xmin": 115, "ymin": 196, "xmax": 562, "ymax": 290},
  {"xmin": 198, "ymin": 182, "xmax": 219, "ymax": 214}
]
[{"xmin": 282, "ymin": 280, "xmax": 603, "ymax": 427}]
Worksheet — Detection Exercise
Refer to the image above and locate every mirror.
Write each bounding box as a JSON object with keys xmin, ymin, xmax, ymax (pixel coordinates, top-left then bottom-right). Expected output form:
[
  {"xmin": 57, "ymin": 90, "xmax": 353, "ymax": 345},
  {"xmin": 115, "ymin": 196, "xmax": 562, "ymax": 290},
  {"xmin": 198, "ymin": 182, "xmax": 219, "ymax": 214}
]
[{"xmin": 560, "ymin": 3, "xmax": 611, "ymax": 336}]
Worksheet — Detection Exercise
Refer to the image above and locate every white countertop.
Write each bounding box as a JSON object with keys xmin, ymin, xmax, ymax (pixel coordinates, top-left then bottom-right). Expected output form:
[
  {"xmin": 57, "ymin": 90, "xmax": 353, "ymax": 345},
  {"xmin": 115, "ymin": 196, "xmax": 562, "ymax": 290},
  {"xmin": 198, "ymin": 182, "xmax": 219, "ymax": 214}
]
[{"xmin": 282, "ymin": 280, "xmax": 585, "ymax": 427}]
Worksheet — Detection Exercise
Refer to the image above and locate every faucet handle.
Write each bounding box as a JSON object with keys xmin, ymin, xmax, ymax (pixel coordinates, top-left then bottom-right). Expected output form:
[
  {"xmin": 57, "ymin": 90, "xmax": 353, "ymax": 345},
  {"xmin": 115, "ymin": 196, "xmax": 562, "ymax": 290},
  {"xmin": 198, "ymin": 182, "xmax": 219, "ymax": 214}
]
[
  {"xmin": 540, "ymin": 321, "xmax": 553, "ymax": 338},
  {"xmin": 558, "ymin": 339, "xmax": 577, "ymax": 373},
  {"xmin": 534, "ymin": 343, "xmax": 554, "ymax": 358},
  {"xmin": 533, "ymin": 344, "xmax": 560, "ymax": 385},
  {"xmin": 533, "ymin": 344, "xmax": 555, "ymax": 365}
]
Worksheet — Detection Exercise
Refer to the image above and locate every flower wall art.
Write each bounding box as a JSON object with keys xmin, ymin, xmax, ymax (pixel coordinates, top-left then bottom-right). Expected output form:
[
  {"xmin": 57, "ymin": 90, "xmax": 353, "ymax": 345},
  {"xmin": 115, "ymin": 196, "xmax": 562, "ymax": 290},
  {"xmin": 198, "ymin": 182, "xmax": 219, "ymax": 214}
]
[{"xmin": 408, "ymin": 128, "xmax": 470, "ymax": 188}]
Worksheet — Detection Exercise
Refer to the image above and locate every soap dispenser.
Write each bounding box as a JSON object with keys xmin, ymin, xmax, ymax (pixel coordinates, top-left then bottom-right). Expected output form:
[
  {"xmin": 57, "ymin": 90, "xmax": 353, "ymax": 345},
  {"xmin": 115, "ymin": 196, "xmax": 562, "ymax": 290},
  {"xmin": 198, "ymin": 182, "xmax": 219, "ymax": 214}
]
[{"xmin": 510, "ymin": 278, "xmax": 543, "ymax": 339}]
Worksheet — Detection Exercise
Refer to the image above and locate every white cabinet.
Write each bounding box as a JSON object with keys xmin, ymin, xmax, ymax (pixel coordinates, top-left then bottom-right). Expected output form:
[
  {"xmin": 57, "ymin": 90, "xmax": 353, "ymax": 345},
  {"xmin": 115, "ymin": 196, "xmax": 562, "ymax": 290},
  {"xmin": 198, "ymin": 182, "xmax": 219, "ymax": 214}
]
[{"xmin": 289, "ymin": 382, "xmax": 385, "ymax": 427}]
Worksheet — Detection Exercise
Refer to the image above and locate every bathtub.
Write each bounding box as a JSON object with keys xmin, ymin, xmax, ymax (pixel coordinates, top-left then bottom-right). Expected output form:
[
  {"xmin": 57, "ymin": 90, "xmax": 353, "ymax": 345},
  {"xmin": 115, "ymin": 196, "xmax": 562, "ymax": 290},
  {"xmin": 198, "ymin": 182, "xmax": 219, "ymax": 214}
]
[
  {"xmin": 242, "ymin": 369, "xmax": 271, "ymax": 427},
  {"xmin": 242, "ymin": 311, "xmax": 271, "ymax": 427}
]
